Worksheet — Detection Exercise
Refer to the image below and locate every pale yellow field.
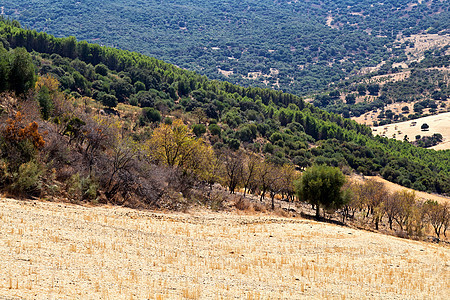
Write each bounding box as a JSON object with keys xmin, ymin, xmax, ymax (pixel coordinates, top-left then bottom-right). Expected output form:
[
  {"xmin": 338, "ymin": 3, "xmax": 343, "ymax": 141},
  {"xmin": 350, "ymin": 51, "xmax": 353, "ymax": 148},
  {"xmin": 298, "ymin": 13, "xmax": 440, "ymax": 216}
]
[
  {"xmin": 371, "ymin": 111, "xmax": 450, "ymax": 150},
  {"xmin": 0, "ymin": 197, "xmax": 449, "ymax": 299}
]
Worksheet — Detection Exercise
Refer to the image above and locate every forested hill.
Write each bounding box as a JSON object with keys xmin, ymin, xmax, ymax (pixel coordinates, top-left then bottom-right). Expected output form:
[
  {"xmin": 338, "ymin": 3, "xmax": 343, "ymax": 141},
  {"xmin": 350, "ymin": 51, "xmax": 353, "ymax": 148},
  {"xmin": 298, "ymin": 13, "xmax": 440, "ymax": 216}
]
[
  {"xmin": 1, "ymin": 18, "xmax": 450, "ymax": 197},
  {"xmin": 2, "ymin": 0, "xmax": 448, "ymax": 95}
]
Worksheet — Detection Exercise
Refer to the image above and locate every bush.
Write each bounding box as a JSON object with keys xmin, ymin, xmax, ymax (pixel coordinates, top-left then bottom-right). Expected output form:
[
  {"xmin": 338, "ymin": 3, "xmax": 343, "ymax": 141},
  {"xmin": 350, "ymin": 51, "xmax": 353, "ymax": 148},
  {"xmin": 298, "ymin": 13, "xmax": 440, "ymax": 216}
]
[
  {"xmin": 140, "ymin": 107, "xmax": 161, "ymax": 125},
  {"xmin": 227, "ymin": 138, "xmax": 240, "ymax": 150},
  {"xmin": 192, "ymin": 124, "xmax": 206, "ymax": 137},
  {"xmin": 10, "ymin": 160, "xmax": 42, "ymax": 195},
  {"xmin": 208, "ymin": 123, "xmax": 221, "ymax": 136},
  {"xmin": 94, "ymin": 63, "xmax": 108, "ymax": 76},
  {"xmin": 134, "ymin": 81, "xmax": 146, "ymax": 93},
  {"xmin": 101, "ymin": 94, "xmax": 118, "ymax": 108},
  {"xmin": 67, "ymin": 173, "xmax": 98, "ymax": 201},
  {"xmin": 37, "ymin": 86, "xmax": 53, "ymax": 120},
  {"xmin": 164, "ymin": 117, "xmax": 172, "ymax": 125}
]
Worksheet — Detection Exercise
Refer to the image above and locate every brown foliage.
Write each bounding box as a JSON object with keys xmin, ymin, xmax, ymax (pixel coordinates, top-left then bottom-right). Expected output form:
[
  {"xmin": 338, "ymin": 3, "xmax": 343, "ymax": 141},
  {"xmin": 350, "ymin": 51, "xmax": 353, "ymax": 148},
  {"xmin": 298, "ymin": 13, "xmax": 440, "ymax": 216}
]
[{"xmin": 2, "ymin": 112, "xmax": 45, "ymax": 149}]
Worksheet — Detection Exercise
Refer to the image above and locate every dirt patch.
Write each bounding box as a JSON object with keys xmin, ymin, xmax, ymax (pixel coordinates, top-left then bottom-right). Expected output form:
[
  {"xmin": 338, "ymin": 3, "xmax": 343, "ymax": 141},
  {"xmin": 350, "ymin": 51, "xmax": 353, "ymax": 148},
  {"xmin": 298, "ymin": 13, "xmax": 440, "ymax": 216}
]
[
  {"xmin": 326, "ymin": 15, "xmax": 339, "ymax": 29},
  {"xmin": 367, "ymin": 71, "xmax": 411, "ymax": 85},
  {"xmin": 0, "ymin": 197, "xmax": 448, "ymax": 299},
  {"xmin": 399, "ymin": 33, "xmax": 450, "ymax": 62},
  {"xmin": 218, "ymin": 68, "xmax": 234, "ymax": 77}
]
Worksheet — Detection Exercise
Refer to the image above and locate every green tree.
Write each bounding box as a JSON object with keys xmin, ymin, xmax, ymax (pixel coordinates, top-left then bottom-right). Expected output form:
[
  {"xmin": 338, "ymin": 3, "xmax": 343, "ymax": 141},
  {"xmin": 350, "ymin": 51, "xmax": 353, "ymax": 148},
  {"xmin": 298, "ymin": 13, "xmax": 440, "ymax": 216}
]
[
  {"xmin": 8, "ymin": 47, "xmax": 36, "ymax": 95},
  {"xmin": 367, "ymin": 84, "xmax": 380, "ymax": 96},
  {"xmin": 134, "ymin": 81, "xmax": 146, "ymax": 93},
  {"xmin": 208, "ymin": 124, "xmax": 221, "ymax": 136},
  {"xmin": 295, "ymin": 165, "xmax": 346, "ymax": 218},
  {"xmin": 0, "ymin": 46, "xmax": 9, "ymax": 92},
  {"xmin": 421, "ymin": 123, "xmax": 429, "ymax": 131},
  {"xmin": 94, "ymin": 63, "xmax": 109, "ymax": 76},
  {"xmin": 140, "ymin": 107, "xmax": 161, "ymax": 125},
  {"xmin": 345, "ymin": 94, "xmax": 356, "ymax": 105},
  {"xmin": 37, "ymin": 86, "xmax": 53, "ymax": 120}
]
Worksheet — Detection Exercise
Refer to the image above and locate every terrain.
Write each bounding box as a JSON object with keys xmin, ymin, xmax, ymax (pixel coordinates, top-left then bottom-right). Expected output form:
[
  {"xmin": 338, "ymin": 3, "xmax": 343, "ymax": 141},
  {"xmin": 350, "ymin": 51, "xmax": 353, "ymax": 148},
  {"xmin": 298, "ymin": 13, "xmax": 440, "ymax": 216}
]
[
  {"xmin": 365, "ymin": 175, "xmax": 450, "ymax": 205},
  {"xmin": 1, "ymin": 17, "xmax": 450, "ymax": 199},
  {"xmin": 371, "ymin": 111, "xmax": 450, "ymax": 149},
  {"xmin": 0, "ymin": 197, "xmax": 449, "ymax": 299},
  {"xmin": 2, "ymin": 0, "xmax": 449, "ymax": 95}
]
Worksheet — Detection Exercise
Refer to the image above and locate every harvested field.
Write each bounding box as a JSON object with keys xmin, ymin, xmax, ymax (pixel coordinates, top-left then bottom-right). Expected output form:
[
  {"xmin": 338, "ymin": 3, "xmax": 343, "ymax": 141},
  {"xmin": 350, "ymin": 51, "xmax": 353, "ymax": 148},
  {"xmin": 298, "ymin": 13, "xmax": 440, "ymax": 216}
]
[
  {"xmin": 371, "ymin": 111, "xmax": 450, "ymax": 149},
  {"xmin": 0, "ymin": 197, "xmax": 449, "ymax": 299}
]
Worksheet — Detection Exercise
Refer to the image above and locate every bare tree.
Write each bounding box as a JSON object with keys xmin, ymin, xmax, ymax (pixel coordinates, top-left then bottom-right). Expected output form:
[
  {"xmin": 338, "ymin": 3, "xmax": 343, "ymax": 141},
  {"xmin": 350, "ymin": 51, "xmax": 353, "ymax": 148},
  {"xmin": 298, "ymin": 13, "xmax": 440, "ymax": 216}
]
[
  {"xmin": 256, "ymin": 160, "xmax": 272, "ymax": 202},
  {"xmin": 384, "ymin": 192, "xmax": 403, "ymax": 230},
  {"xmin": 424, "ymin": 200, "xmax": 449, "ymax": 239},
  {"xmin": 392, "ymin": 190, "xmax": 416, "ymax": 233},
  {"xmin": 103, "ymin": 139, "xmax": 138, "ymax": 199},
  {"xmin": 242, "ymin": 153, "xmax": 259, "ymax": 198},
  {"xmin": 222, "ymin": 150, "xmax": 243, "ymax": 194},
  {"xmin": 361, "ymin": 179, "xmax": 388, "ymax": 230},
  {"xmin": 268, "ymin": 165, "xmax": 284, "ymax": 210}
]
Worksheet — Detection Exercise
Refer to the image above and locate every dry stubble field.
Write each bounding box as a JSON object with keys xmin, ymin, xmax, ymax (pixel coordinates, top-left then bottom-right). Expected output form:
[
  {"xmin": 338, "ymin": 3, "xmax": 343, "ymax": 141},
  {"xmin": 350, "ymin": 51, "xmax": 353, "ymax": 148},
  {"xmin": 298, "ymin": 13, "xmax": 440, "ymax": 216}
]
[
  {"xmin": 371, "ymin": 111, "xmax": 450, "ymax": 150},
  {"xmin": 0, "ymin": 197, "xmax": 449, "ymax": 299}
]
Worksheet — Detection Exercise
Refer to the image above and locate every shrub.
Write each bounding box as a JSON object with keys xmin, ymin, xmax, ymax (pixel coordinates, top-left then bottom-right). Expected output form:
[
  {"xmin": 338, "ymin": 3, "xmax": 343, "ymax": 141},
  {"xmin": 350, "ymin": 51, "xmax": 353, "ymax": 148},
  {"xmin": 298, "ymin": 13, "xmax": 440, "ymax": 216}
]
[
  {"xmin": 192, "ymin": 124, "xmax": 206, "ymax": 137},
  {"xmin": 134, "ymin": 81, "xmax": 146, "ymax": 93},
  {"xmin": 227, "ymin": 138, "xmax": 240, "ymax": 150},
  {"xmin": 140, "ymin": 107, "xmax": 161, "ymax": 125},
  {"xmin": 101, "ymin": 94, "xmax": 118, "ymax": 108},
  {"xmin": 10, "ymin": 160, "xmax": 42, "ymax": 195},
  {"xmin": 208, "ymin": 123, "xmax": 221, "ymax": 136},
  {"xmin": 67, "ymin": 173, "xmax": 98, "ymax": 201},
  {"xmin": 94, "ymin": 63, "xmax": 108, "ymax": 76}
]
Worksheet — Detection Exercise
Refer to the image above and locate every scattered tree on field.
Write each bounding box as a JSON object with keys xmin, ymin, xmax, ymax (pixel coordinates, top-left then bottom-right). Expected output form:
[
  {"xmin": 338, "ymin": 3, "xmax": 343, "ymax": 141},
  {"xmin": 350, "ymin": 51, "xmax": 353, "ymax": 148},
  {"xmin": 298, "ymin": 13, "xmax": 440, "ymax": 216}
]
[{"xmin": 295, "ymin": 165, "xmax": 346, "ymax": 218}]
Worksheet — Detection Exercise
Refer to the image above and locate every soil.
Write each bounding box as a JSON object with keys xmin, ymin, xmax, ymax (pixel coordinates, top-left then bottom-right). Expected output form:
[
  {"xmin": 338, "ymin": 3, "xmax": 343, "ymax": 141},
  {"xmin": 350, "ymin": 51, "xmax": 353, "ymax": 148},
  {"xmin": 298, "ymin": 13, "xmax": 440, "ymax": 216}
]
[{"xmin": 0, "ymin": 197, "xmax": 448, "ymax": 299}]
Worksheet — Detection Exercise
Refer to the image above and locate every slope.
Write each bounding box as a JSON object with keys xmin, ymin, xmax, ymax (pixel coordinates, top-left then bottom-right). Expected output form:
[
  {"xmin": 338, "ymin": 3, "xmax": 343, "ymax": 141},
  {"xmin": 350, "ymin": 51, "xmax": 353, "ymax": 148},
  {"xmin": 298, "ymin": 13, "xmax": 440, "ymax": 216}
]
[
  {"xmin": 0, "ymin": 18, "xmax": 449, "ymax": 195},
  {"xmin": 0, "ymin": 197, "xmax": 448, "ymax": 299},
  {"xmin": 2, "ymin": 0, "xmax": 448, "ymax": 95}
]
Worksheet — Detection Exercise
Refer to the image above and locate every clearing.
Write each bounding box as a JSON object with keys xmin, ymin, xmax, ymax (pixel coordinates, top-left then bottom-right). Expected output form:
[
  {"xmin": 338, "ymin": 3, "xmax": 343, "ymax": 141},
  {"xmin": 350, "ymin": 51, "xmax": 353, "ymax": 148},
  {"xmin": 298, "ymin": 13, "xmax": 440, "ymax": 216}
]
[
  {"xmin": 0, "ymin": 197, "xmax": 448, "ymax": 299},
  {"xmin": 370, "ymin": 111, "xmax": 450, "ymax": 150}
]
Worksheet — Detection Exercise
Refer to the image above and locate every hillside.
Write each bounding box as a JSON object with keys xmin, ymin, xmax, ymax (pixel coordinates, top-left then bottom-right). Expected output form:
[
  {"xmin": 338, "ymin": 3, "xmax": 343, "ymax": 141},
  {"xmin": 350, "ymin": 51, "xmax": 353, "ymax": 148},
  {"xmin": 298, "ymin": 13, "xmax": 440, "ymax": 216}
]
[
  {"xmin": 315, "ymin": 42, "xmax": 449, "ymax": 126},
  {"xmin": 2, "ymin": 0, "xmax": 449, "ymax": 95},
  {"xmin": 0, "ymin": 197, "xmax": 448, "ymax": 299},
  {"xmin": 0, "ymin": 18, "xmax": 450, "ymax": 198},
  {"xmin": 365, "ymin": 175, "xmax": 450, "ymax": 205}
]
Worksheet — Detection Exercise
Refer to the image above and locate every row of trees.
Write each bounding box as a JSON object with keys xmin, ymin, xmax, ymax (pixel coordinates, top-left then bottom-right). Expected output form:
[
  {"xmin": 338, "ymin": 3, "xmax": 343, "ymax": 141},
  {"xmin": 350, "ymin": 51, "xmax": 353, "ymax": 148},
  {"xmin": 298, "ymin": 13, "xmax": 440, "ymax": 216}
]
[
  {"xmin": 146, "ymin": 119, "xmax": 299, "ymax": 210},
  {"xmin": 295, "ymin": 165, "xmax": 449, "ymax": 240},
  {"xmin": 342, "ymin": 179, "xmax": 450, "ymax": 240}
]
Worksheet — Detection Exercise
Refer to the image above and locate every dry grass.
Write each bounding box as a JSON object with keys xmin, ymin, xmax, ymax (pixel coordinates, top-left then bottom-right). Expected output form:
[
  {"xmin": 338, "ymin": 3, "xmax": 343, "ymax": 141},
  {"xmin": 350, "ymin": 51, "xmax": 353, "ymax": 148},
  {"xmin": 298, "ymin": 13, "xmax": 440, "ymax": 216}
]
[
  {"xmin": 370, "ymin": 111, "xmax": 450, "ymax": 150},
  {"xmin": 362, "ymin": 175, "xmax": 450, "ymax": 205},
  {"xmin": 0, "ymin": 197, "xmax": 449, "ymax": 299}
]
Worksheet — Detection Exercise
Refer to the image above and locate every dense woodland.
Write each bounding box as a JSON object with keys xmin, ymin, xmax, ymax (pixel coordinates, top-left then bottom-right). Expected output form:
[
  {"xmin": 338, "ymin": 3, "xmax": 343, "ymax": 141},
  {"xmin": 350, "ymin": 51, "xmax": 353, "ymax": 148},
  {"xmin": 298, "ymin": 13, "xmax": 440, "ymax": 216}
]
[{"xmin": 2, "ymin": 0, "xmax": 449, "ymax": 95}]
